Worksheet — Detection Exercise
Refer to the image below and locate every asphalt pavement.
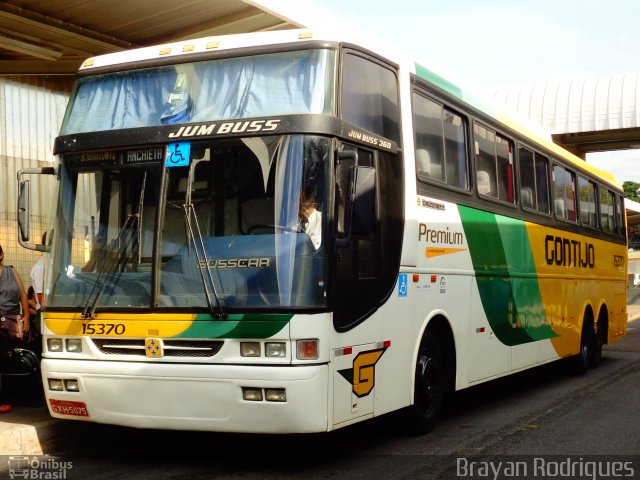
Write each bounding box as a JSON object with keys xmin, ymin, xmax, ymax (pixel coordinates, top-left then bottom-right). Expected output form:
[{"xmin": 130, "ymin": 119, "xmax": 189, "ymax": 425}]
[{"xmin": 2, "ymin": 296, "xmax": 640, "ymax": 456}]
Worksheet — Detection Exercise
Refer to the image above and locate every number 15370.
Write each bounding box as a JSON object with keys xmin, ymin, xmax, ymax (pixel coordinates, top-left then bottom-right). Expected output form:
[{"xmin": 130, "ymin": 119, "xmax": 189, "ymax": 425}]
[{"xmin": 81, "ymin": 323, "xmax": 125, "ymax": 335}]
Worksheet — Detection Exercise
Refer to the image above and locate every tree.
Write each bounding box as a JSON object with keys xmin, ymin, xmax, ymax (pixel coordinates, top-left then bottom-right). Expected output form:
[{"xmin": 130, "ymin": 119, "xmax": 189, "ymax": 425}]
[{"xmin": 623, "ymin": 181, "xmax": 640, "ymax": 202}]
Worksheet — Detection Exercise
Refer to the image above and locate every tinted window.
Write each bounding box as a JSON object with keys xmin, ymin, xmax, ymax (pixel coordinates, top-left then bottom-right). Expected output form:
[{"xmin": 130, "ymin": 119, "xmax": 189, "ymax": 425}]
[
  {"xmin": 413, "ymin": 93, "xmax": 468, "ymax": 189},
  {"xmin": 617, "ymin": 195, "xmax": 626, "ymax": 238},
  {"xmin": 578, "ymin": 176, "xmax": 597, "ymax": 228},
  {"xmin": 600, "ymin": 189, "xmax": 616, "ymax": 234},
  {"xmin": 553, "ymin": 165, "xmax": 577, "ymax": 222},
  {"xmin": 518, "ymin": 147, "xmax": 549, "ymax": 213},
  {"xmin": 474, "ymin": 124, "xmax": 514, "ymax": 203},
  {"xmin": 341, "ymin": 53, "xmax": 400, "ymax": 142}
]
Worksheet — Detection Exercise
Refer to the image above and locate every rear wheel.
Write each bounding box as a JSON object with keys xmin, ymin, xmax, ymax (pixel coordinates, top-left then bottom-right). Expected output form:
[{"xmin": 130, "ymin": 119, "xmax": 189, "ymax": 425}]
[
  {"xmin": 589, "ymin": 325, "xmax": 604, "ymax": 368},
  {"xmin": 406, "ymin": 334, "xmax": 445, "ymax": 434},
  {"xmin": 571, "ymin": 320, "xmax": 594, "ymax": 375}
]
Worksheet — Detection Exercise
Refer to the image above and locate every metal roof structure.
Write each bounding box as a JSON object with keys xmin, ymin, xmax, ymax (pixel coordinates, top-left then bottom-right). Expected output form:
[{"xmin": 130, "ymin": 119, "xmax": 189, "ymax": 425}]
[
  {"xmin": 486, "ymin": 73, "xmax": 640, "ymax": 158},
  {"xmin": 0, "ymin": 0, "xmax": 304, "ymax": 75},
  {"xmin": 627, "ymin": 198, "xmax": 640, "ymax": 226}
]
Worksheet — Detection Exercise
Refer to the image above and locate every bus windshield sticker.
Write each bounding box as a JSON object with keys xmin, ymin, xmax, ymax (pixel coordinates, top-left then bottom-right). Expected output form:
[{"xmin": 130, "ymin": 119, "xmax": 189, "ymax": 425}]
[{"xmin": 165, "ymin": 142, "xmax": 191, "ymax": 167}]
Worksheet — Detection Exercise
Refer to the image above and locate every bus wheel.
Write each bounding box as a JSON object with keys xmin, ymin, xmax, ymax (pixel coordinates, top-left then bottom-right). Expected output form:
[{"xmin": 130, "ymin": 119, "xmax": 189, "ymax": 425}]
[
  {"xmin": 571, "ymin": 321, "xmax": 594, "ymax": 375},
  {"xmin": 407, "ymin": 334, "xmax": 445, "ymax": 434},
  {"xmin": 589, "ymin": 326, "xmax": 604, "ymax": 369}
]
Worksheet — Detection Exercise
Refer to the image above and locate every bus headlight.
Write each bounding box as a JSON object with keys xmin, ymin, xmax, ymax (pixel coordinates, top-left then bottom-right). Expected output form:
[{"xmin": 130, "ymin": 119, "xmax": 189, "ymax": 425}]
[
  {"xmin": 48, "ymin": 378, "xmax": 64, "ymax": 391},
  {"xmin": 265, "ymin": 388, "xmax": 286, "ymax": 402},
  {"xmin": 64, "ymin": 379, "xmax": 80, "ymax": 392},
  {"xmin": 47, "ymin": 338, "xmax": 63, "ymax": 352},
  {"xmin": 242, "ymin": 387, "xmax": 263, "ymax": 401},
  {"xmin": 265, "ymin": 342, "xmax": 286, "ymax": 358},
  {"xmin": 240, "ymin": 342, "xmax": 261, "ymax": 357},
  {"xmin": 65, "ymin": 338, "xmax": 83, "ymax": 353}
]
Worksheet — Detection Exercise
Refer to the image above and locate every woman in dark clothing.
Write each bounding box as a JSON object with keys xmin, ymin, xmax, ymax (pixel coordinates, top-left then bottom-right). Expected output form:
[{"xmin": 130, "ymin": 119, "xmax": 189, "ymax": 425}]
[{"xmin": 0, "ymin": 244, "xmax": 30, "ymax": 413}]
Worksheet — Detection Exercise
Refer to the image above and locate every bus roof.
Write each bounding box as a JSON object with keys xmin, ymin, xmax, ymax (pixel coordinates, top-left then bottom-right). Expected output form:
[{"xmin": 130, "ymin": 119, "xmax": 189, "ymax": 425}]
[{"xmin": 78, "ymin": 29, "xmax": 343, "ymax": 72}]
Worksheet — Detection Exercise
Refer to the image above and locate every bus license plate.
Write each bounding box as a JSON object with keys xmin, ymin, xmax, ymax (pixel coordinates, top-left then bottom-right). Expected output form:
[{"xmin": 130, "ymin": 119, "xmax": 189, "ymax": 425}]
[{"xmin": 49, "ymin": 399, "xmax": 90, "ymax": 417}]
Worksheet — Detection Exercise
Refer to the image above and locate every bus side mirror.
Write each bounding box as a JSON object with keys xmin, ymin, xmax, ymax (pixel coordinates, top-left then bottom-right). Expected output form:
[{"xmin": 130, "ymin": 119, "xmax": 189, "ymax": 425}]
[
  {"xmin": 335, "ymin": 164, "xmax": 377, "ymax": 249},
  {"xmin": 17, "ymin": 167, "xmax": 56, "ymax": 252},
  {"xmin": 18, "ymin": 180, "xmax": 30, "ymax": 243}
]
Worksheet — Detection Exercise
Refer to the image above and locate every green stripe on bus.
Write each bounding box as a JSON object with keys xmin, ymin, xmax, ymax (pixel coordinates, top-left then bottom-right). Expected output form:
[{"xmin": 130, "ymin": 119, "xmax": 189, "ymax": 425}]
[
  {"xmin": 415, "ymin": 63, "xmax": 463, "ymax": 98},
  {"xmin": 174, "ymin": 313, "xmax": 292, "ymax": 339},
  {"xmin": 414, "ymin": 63, "xmax": 500, "ymax": 119},
  {"xmin": 458, "ymin": 205, "xmax": 556, "ymax": 345}
]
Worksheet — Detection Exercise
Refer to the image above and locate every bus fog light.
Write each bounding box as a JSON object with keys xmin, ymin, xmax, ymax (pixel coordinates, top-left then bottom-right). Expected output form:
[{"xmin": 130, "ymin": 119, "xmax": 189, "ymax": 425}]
[
  {"xmin": 240, "ymin": 342, "xmax": 261, "ymax": 357},
  {"xmin": 65, "ymin": 338, "xmax": 83, "ymax": 353},
  {"xmin": 64, "ymin": 379, "xmax": 80, "ymax": 392},
  {"xmin": 47, "ymin": 338, "xmax": 63, "ymax": 352},
  {"xmin": 296, "ymin": 339, "xmax": 319, "ymax": 360},
  {"xmin": 48, "ymin": 379, "xmax": 64, "ymax": 391},
  {"xmin": 265, "ymin": 342, "xmax": 286, "ymax": 358},
  {"xmin": 242, "ymin": 387, "xmax": 263, "ymax": 401},
  {"xmin": 265, "ymin": 388, "xmax": 286, "ymax": 402}
]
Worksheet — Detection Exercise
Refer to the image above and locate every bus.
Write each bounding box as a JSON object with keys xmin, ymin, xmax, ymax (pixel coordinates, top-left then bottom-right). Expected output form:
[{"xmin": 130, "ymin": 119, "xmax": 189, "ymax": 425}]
[{"xmin": 17, "ymin": 29, "xmax": 627, "ymax": 434}]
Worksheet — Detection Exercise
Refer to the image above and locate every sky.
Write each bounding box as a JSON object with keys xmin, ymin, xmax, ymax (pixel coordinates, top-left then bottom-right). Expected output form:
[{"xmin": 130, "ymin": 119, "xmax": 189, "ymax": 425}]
[{"xmin": 313, "ymin": 0, "xmax": 640, "ymax": 183}]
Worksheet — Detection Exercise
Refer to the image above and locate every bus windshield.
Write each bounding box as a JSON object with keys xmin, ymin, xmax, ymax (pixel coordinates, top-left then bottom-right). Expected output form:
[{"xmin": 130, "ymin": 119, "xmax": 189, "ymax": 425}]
[
  {"xmin": 49, "ymin": 135, "xmax": 329, "ymax": 311},
  {"xmin": 60, "ymin": 49, "xmax": 335, "ymax": 134}
]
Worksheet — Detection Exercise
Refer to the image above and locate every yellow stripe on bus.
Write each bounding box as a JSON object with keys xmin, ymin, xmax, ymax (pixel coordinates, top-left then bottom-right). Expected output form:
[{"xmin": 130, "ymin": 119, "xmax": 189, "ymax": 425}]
[{"xmin": 44, "ymin": 312, "xmax": 197, "ymax": 337}]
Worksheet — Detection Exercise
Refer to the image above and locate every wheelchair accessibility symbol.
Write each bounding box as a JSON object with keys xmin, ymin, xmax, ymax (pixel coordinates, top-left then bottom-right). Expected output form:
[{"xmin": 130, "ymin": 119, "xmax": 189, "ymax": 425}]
[
  {"xmin": 398, "ymin": 273, "xmax": 408, "ymax": 297},
  {"xmin": 165, "ymin": 142, "xmax": 191, "ymax": 167}
]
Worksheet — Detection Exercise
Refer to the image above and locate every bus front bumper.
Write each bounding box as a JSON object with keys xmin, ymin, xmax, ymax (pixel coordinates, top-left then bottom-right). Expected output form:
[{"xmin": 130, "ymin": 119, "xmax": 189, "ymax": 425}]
[{"xmin": 41, "ymin": 359, "xmax": 329, "ymax": 433}]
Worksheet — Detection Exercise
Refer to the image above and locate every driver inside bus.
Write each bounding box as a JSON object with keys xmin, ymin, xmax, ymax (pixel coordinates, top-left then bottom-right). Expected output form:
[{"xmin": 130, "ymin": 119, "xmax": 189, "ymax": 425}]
[{"xmin": 298, "ymin": 189, "xmax": 321, "ymax": 250}]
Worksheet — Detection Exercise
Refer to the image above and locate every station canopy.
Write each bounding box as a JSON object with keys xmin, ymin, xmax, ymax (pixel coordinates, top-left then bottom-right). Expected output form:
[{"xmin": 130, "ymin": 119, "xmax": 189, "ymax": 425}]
[{"xmin": 0, "ymin": 0, "xmax": 313, "ymax": 75}]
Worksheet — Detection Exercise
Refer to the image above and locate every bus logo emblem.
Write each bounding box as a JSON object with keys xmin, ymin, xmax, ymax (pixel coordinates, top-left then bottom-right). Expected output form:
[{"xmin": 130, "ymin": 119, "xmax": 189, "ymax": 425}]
[
  {"xmin": 145, "ymin": 338, "xmax": 164, "ymax": 358},
  {"xmin": 338, "ymin": 347, "xmax": 387, "ymax": 398}
]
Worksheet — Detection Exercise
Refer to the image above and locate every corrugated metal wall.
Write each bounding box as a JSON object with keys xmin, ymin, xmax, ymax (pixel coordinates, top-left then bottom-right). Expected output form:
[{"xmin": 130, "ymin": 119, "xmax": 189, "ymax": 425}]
[{"xmin": 0, "ymin": 76, "xmax": 71, "ymax": 279}]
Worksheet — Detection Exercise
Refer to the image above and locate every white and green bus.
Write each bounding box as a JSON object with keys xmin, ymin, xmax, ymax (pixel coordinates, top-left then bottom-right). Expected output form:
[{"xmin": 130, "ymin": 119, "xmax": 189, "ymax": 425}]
[{"xmin": 18, "ymin": 29, "xmax": 627, "ymax": 433}]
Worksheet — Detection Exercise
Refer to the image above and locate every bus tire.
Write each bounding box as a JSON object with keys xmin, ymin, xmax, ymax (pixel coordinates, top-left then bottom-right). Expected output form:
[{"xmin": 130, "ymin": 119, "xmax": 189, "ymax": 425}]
[
  {"xmin": 589, "ymin": 325, "xmax": 604, "ymax": 369},
  {"xmin": 406, "ymin": 333, "xmax": 445, "ymax": 434},
  {"xmin": 570, "ymin": 319, "xmax": 594, "ymax": 375}
]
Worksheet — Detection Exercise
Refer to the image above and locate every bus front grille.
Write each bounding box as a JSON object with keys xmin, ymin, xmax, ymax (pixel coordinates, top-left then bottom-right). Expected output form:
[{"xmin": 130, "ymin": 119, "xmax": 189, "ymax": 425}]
[{"xmin": 92, "ymin": 339, "xmax": 224, "ymax": 357}]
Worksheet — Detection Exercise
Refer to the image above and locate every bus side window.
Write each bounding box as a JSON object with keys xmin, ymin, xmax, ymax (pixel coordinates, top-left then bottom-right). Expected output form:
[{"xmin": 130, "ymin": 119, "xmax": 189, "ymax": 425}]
[
  {"xmin": 413, "ymin": 94, "xmax": 444, "ymax": 183},
  {"xmin": 412, "ymin": 92, "xmax": 468, "ymax": 189},
  {"xmin": 578, "ymin": 176, "xmax": 597, "ymax": 228},
  {"xmin": 617, "ymin": 194, "xmax": 626, "ymax": 238},
  {"xmin": 519, "ymin": 147, "xmax": 550, "ymax": 213},
  {"xmin": 553, "ymin": 164, "xmax": 577, "ymax": 222},
  {"xmin": 600, "ymin": 188, "xmax": 616, "ymax": 234},
  {"xmin": 474, "ymin": 124, "xmax": 513, "ymax": 203}
]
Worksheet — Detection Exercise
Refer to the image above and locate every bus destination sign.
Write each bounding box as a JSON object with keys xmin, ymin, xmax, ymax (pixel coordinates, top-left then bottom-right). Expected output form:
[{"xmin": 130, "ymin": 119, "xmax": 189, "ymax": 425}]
[{"xmin": 68, "ymin": 147, "xmax": 164, "ymax": 168}]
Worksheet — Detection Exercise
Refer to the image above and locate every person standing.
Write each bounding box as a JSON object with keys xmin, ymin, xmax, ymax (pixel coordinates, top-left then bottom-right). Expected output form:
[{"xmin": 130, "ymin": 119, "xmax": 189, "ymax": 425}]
[{"xmin": 0, "ymin": 244, "xmax": 31, "ymax": 413}]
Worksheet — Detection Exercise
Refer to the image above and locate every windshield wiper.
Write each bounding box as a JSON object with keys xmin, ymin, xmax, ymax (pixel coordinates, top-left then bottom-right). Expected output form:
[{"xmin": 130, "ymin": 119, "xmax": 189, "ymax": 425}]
[
  {"xmin": 182, "ymin": 203, "xmax": 226, "ymax": 319},
  {"xmin": 81, "ymin": 173, "xmax": 147, "ymax": 319},
  {"xmin": 181, "ymin": 156, "xmax": 226, "ymax": 319}
]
